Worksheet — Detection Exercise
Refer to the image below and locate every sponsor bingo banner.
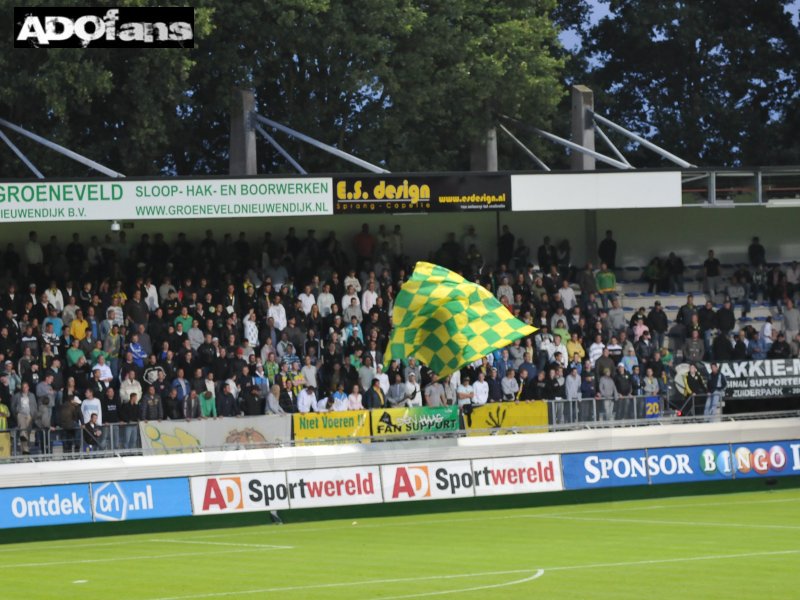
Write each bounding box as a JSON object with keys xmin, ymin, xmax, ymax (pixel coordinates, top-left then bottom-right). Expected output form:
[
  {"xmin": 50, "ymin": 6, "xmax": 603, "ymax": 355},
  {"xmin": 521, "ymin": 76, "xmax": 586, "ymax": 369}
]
[
  {"xmin": 91, "ymin": 478, "xmax": 191, "ymax": 522},
  {"xmin": 285, "ymin": 466, "xmax": 382, "ymax": 509},
  {"xmin": 371, "ymin": 406, "xmax": 460, "ymax": 438},
  {"xmin": 293, "ymin": 410, "xmax": 371, "ymax": 443},
  {"xmin": 191, "ymin": 472, "xmax": 291, "ymax": 515},
  {"xmin": 381, "ymin": 461, "xmax": 477, "ymax": 502},
  {"xmin": 562, "ymin": 442, "xmax": 800, "ymax": 490},
  {"xmin": 0, "ymin": 483, "xmax": 93, "ymax": 529},
  {"xmin": 463, "ymin": 401, "xmax": 549, "ymax": 435},
  {"xmin": 0, "ymin": 177, "xmax": 332, "ymax": 223},
  {"xmin": 727, "ymin": 440, "xmax": 800, "ymax": 479},
  {"xmin": 333, "ymin": 174, "xmax": 510, "ymax": 213},
  {"xmin": 139, "ymin": 415, "xmax": 291, "ymax": 454}
]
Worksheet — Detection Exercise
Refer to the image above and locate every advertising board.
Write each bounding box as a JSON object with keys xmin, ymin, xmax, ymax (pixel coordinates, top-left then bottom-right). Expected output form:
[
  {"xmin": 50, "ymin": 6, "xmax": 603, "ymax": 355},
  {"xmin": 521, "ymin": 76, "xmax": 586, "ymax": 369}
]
[
  {"xmin": 0, "ymin": 177, "xmax": 332, "ymax": 223},
  {"xmin": 292, "ymin": 410, "xmax": 371, "ymax": 443},
  {"xmin": 285, "ymin": 466, "xmax": 382, "ymax": 509},
  {"xmin": 380, "ymin": 461, "xmax": 476, "ymax": 502},
  {"xmin": 333, "ymin": 174, "xmax": 510, "ymax": 213},
  {"xmin": 190, "ymin": 472, "xmax": 290, "ymax": 515},
  {"xmin": 471, "ymin": 455, "xmax": 563, "ymax": 496},
  {"xmin": 91, "ymin": 478, "xmax": 192, "ymax": 522},
  {"xmin": 0, "ymin": 483, "xmax": 92, "ymax": 529}
]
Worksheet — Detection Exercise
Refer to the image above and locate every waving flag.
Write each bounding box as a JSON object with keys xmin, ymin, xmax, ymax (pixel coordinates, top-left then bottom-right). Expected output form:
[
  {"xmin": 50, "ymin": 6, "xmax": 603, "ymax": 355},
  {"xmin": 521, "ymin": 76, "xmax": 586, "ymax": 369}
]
[{"xmin": 384, "ymin": 262, "xmax": 536, "ymax": 376}]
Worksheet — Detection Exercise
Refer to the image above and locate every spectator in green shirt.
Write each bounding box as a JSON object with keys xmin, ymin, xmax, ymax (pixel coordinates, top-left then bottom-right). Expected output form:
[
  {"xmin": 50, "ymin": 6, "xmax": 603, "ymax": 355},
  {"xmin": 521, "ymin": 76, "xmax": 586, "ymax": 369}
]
[
  {"xmin": 66, "ymin": 338, "xmax": 85, "ymax": 367},
  {"xmin": 174, "ymin": 306, "xmax": 193, "ymax": 332},
  {"xmin": 595, "ymin": 262, "xmax": 617, "ymax": 309},
  {"xmin": 200, "ymin": 390, "xmax": 217, "ymax": 418}
]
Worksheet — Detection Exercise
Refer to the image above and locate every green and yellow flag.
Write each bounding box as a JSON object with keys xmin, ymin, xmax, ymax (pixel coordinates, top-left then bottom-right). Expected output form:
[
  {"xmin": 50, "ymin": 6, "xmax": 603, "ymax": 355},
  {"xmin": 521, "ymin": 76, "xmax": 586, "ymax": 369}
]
[{"xmin": 384, "ymin": 262, "xmax": 536, "ymax": 377}]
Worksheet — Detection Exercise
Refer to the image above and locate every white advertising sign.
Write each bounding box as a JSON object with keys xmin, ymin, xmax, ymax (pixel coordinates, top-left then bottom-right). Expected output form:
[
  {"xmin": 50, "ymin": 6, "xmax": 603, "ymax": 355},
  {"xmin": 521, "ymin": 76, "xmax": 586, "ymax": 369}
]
[
  {"xmin": 190, "ymin": 472, "xmax": 290, "ymax": 514},
  {"xmin": 139, "ymin": 414, "xmax": 292, "ymax": 454},
  {"xmin": 511, "ymin": 171, "xmax": 681, "ymax": 211},
  {"xmin": 0, "ymin": 177, "xmax": 332, "ymax": 222},
  {"xmin": 381, "ymin": 461, "xmax": 477, "ymax": 503},
  {"xmin": 285, "ymin": 466, "xmax": 382, "ymax": 509},
  {"xmin": 471, "ymin": 455, "xmax": 563, "ymax": 496}
]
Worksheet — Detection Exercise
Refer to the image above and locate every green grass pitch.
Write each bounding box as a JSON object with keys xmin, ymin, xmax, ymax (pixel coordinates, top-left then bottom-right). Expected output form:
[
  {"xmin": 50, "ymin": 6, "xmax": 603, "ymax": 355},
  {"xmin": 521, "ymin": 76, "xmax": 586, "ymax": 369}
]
[{"xmin": 2, "ymin": 486, "xmax": 798, "ymax": 599}]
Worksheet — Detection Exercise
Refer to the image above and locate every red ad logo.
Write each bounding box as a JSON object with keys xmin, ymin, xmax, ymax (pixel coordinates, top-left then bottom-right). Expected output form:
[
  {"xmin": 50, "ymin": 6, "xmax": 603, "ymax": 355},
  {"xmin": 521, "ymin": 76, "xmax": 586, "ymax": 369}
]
[
  {"xmin": 391, "ymin": 466, "xmax": 431, "ymax": 499},
  {"xmin": 201, "ymin": 477, "xmax": 243, "ymax": 511}
]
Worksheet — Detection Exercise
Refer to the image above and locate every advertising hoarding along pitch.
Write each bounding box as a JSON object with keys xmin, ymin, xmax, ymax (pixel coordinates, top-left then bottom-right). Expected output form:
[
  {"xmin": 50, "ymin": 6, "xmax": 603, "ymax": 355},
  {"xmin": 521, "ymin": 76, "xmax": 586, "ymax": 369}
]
[
  {"xmin": 0, "ymin": 177, "xmax": 332, "ymax": 223},
  {"xmin": 333, "ymin": 174, "xmax": 510, "ymax": 213},
  {"xmin": 284, "ymin": 466, "xmax": 383, "ymax": 509},
  {"xmin": 91, "ymin": 478, "xmax": 192, "ymax": 522},
  {"xmin": 381, "ymin": 461, "xmax": 477, "ymax": 503},
  {"xmin": 0, "ymin": 484, "xmax": 93, "ymax": 529},
  {"xmin": 191, "ymin": 472, "xmax": 291, "ymax": 514}
]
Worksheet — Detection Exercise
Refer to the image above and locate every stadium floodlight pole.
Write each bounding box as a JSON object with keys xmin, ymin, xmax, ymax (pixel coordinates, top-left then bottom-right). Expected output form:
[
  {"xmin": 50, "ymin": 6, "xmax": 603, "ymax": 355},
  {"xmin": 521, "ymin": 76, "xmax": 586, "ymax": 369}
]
[
  {"xmin": 0, "ymin": 118, "xmax": 125, "ymax": 178},
  {"xmin": 497, "ymin": 124, "xmax": 550, "ymax": 171},
  {"xmin": 589, "ymin": 111, "xmax": 696, "ymax": 168},
  {"xmin": 0, "ymin": 129, "xmax": 44, "ymax": 178},
  {"xmin": 593, "ymin": 123, "xmax": 632, "ymax": 168},
  {"xmin": 254, "ymin": 123, "xmax": 307, "ymax": 175},
  {"xmin": 252, "ymin": 113, "xmax": 389, "ymax": 174}
]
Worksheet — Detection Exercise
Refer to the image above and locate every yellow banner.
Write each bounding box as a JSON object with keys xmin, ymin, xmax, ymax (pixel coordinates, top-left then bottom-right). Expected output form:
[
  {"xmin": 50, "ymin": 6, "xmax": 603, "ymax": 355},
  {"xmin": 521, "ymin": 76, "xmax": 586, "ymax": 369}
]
[
  {"xmin": 464, "ymin": 402, "xmax": 549, "ymax": 436},
  {"xmin": 0, "ymin": 432, "xmax": 11, "ymax": 457},
  {"xmin": 293, "ymin": 410, "xmax": 371, "ymax": 443}
]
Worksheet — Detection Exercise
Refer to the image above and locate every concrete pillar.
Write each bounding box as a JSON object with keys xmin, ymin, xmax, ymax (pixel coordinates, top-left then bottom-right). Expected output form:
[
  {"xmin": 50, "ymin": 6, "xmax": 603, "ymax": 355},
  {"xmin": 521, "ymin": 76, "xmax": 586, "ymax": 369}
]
[
  {"xmin": 571, "ymin": 85, "xmax": 595, "ymax": 171},
  {"xmin": 229, "ymin": 89, "xmax": 257, "ymax": 175},
  {"xmin": 470, "ymin": 127, "xmax": 498, "ymax": 171}
]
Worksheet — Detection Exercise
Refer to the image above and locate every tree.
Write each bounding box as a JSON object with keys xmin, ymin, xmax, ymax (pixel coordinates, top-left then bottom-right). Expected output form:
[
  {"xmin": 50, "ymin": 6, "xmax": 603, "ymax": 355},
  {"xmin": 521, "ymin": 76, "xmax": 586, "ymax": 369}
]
[
  {"xmin": 577, "ymin": 0, "xmax": 800, "ymax": 167},
  {"xmin": 0, "ymin": 0, "xmax": 565, "ymax": 177}
]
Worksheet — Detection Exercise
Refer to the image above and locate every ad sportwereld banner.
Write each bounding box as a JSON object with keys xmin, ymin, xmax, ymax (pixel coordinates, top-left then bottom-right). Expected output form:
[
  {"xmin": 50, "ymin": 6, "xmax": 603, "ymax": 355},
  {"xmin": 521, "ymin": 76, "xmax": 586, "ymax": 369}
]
[
  {"xmin": 333, "ymin": 174, "xmax": 510, "ymax": 214},
  {"xmin": 381, "ymin": 461, "xmax": 477, "ymax": 503},
  {"xmin": 285, "ymin": 466, "xmax": 383, "ymax": 509},
  {"xmin": 0, "ymin": 177, "xmax": 332, "ymax": 223},
  {"xmin": 463, "ymin": 401, "xmax": 549, "ymax": 436},
  {"xmin": 139, "ymin": 415, "xmax": 292, "ymax": 454},
  {"xmin": 293, "ymin": 410, "xmax": 371, "ymax": 444},
  {"xmin": 0, "ymin": 484, "xmax": 92, "ymax": 529},
  {"xmin": 190, "ymin": 472, "xmax": 291, "ymax": 515},
  {"xmin": 370, "ymin": 406, "xmax": 460, "ymax": 437},
  {"xmin": 91, "ymin": 478, "xmax": 192, "ymax": 522}
]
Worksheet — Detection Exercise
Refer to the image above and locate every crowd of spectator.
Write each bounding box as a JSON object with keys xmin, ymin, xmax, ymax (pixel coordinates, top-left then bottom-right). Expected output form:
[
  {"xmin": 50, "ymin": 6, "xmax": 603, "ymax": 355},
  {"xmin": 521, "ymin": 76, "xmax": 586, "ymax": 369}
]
[{"xmin": 0, "ymin": 225, "xmax": 795, "ymax": 454}]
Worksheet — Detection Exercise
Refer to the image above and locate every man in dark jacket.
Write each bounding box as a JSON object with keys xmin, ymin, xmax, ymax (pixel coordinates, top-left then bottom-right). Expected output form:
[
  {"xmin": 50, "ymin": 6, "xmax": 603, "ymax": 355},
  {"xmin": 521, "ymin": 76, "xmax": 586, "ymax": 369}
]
[
  {"xmin": 363, "ymin": 378, "xmax": 385, "ymax": 410},
  {"xmin": 56, "ymin": 396, "xmax": 83, "ymax": 452},
  {"xmin": 83, "ymin": 412, "xmax": 103, "ymax": 451},
  {"xmin": 139, "ymin": 385, "xmax": 164, "ymax": 421}
]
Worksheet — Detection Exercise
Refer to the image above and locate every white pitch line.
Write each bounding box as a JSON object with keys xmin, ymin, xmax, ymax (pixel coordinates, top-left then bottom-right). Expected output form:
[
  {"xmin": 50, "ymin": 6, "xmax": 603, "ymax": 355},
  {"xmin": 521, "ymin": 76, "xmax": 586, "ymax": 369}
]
[
  {"xmin": 367, "ymin": 570, "xmax": 545, "ymax": 600},
  {"xmin": 152, "ymin": 539, "xmax": 293, "ymax": 549},
  {"xmin": 0, "ymin": 540, "xmax": 135, "ymax": 554},
  {"xmin": 545, "ymin": 514, "xmax": 800, "ymax": 531},
  {"xmin": 145, "ymin": 568, "xmax": 542, "ymax": 600},
  {"xmin": 143, "ymin": 548, "xmax": 800, "ymax": 600},
  {"xmin": 0, "ymin": 548, "xmax": 263, "ymax": 569}
]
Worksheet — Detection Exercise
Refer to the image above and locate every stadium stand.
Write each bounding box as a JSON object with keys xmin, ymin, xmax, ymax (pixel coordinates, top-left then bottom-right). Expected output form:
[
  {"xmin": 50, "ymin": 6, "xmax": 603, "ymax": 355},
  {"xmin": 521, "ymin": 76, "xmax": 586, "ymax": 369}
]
[{"xmin": 0, "ymin": 225, "xmax": 796, "ymax": 456}]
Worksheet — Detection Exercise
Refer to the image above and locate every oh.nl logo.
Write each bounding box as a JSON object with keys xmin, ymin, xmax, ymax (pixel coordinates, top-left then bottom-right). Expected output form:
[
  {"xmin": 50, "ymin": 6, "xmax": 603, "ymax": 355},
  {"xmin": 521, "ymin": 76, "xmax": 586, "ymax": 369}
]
[{"xmin": 92, "ymin": 482, "xmax": 153, "ymax": 522}]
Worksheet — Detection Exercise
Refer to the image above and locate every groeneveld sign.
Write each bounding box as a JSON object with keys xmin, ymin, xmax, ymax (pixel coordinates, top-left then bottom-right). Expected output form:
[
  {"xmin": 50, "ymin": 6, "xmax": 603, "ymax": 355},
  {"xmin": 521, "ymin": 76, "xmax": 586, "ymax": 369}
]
[{"xmin": 0, "ymin": 177, "xmax": 332, "ymax": 222}]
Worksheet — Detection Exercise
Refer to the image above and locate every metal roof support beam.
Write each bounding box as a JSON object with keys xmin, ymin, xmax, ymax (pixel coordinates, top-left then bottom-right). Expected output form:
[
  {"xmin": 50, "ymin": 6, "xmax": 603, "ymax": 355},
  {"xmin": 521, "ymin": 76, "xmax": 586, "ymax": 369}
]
[
  {"xmin": 0, "ymin": 118, "xmax": 124, "ymax": 178},
  {"xmin": 252, "ymin": 113, "xmax": 389, "ymax": 174},
  {"xmin": 254, "ymin": 123, "xmax": 307, "ymax": 175},
  {"xmin": 534, "ymin": 127, "xmax": 631, "ymax": 170},
  {"xmin": 498, "ymin": 124, "xmax": 550, "ymax": 171},
  {"xmin": 0, "ymin": 129, "xmax": 44, "ymax": 178},
  {"xmin": 594, "ymin": 123, "xmax": 632, "ymax": 168},
  {"xmin": 590, "ymin": 111, "xmax": 695, "ymax": 169}
]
